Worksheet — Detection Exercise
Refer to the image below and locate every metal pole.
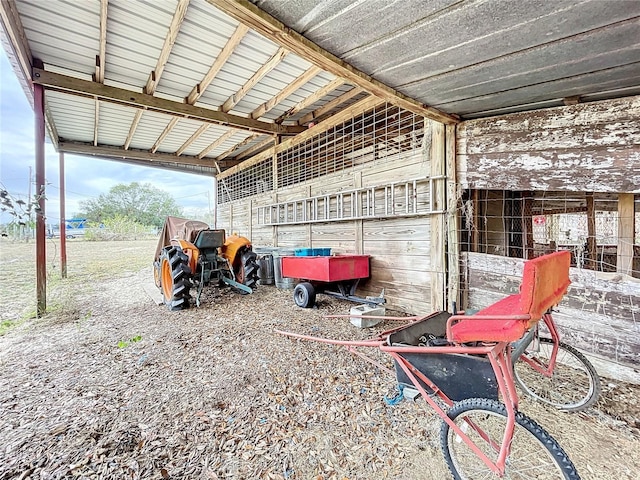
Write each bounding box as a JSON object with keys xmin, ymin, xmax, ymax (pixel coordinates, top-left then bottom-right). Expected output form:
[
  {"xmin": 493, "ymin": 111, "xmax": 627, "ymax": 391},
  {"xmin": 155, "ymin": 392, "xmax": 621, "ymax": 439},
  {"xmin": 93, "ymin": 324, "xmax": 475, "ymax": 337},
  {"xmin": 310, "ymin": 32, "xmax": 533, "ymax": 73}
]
[
  {"xmin": 34, "ymin": 82, "xmax": 46, "ymax": 316},
  {"xmin": 59, "ymin": 151, "xmax": 67, "ymax": 278}
]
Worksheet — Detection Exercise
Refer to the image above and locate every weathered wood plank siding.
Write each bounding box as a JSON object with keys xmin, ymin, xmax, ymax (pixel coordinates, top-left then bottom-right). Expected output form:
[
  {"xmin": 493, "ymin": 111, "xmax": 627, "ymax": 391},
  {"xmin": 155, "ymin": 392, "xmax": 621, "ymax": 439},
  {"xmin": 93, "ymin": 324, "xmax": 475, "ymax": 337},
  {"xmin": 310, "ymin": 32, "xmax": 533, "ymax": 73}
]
[
  {"xmin": 217, "ymin": 149, "xmax": 436, "ymax": 314},
  {"xmin": 464, "ymin": 252, "xmax": 640, "ymax": 382},
  {"xmin": 458, "ymin": 96, "xmax": 640, "ymax": 193}
]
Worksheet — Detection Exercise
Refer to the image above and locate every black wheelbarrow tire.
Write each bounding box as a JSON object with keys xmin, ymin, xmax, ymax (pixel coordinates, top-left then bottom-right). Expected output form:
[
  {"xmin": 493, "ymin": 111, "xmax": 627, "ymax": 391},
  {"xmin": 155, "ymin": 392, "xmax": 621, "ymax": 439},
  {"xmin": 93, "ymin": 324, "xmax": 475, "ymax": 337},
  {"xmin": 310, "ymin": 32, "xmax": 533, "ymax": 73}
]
[
  {"xmin": 293, "ymin": 282, "xmax": 316, "ymax": 308},
  {"xmin": 440, "ymin": 397, "xmax": 579, "ymax": 479}
]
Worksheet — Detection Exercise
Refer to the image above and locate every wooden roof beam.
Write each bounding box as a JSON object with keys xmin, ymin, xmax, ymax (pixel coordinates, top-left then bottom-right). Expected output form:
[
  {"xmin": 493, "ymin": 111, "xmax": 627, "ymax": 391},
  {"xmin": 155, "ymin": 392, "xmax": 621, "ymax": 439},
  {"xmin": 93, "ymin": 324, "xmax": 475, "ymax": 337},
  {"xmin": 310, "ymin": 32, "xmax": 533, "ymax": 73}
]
[
  {"xmin": 221, "ymin": 46, "xmax": 288, "ymax": 113},
  {"xmin": 250, "ymin": 65, "xmax": 321, "ymax": 119},
  {"xmin": 198, "ymin": 129, "xmax": 238, "ymax": 158},
  {"xmin": 58, "ymin": 141, "xmax": 238, "ymax": 170},
  {"xmin": 94, "ymin": 0, "xmax": 108, "ymax": 83},
  {"xmin": 187, "ymin": 23, "xmax": 249, "ymax": 105},
  {"xmin": 32, "ymin": 68, "xmax": 305, "ymax": 135},
  {"xmin": 216, "ymin": 133, "xmax": 261, "ymax": 160},
  {"xmin": 151, "ymin": 117, "xmax": 179, "ymax": 153},
  {"xmin": 145, "ymin": 0, "xmax": 189, "ymax": 95},
  {"xmin": 274, "ymin": 77, "xmax": 344, "ymax": 124},
  {"xmin": 124, "ymin": 110, "xmax": 143, "ymax": 150},
  {"xmin": 234, "ymin": 136, "xmax": 274, "ymax": 161},
  {"xmin": 206, "ymin": 0, "xmax": 458, "ymax": 125},
  {"xmin": 297, "ymin": 87, "xmax": 364, "ymax": 126},
  {"xmin": 176, "ymin": 123, "xmax": 210, "ymax": 156}
]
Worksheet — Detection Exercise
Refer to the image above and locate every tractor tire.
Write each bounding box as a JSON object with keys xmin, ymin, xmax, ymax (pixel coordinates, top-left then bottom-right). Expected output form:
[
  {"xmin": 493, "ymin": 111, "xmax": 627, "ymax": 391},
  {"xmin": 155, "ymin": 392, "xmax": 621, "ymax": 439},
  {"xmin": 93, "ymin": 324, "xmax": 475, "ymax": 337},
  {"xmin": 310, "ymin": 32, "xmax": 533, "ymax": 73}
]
[
  {"xmin": 235, "ymin": 248, "xmax": 259, "ymax": 291},
  {"xmin": 159, "ymin": 246, "xmax": 192, "ymax": 311}
]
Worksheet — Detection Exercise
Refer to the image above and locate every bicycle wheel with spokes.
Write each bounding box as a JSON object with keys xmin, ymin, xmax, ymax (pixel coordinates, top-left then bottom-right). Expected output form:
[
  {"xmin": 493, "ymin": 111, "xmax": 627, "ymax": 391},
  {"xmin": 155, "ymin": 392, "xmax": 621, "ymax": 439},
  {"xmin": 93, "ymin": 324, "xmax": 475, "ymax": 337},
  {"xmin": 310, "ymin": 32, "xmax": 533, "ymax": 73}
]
[
  {"xmin": 441, "ymin": 398, "xmax": 580, "ymax": 480},
  {"xmin": 514, "ymin": 338, "xmax": 601, "ymax": 411}
]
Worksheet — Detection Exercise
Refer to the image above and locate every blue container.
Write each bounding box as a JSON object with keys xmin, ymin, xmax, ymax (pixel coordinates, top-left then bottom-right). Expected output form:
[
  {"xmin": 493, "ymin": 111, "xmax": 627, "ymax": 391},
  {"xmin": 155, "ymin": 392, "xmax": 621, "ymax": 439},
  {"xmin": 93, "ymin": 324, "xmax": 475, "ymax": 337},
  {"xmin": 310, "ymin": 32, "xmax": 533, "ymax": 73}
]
[{"xmin": 294, "ymin": 248, "xmax": 332, "ymax": 256}]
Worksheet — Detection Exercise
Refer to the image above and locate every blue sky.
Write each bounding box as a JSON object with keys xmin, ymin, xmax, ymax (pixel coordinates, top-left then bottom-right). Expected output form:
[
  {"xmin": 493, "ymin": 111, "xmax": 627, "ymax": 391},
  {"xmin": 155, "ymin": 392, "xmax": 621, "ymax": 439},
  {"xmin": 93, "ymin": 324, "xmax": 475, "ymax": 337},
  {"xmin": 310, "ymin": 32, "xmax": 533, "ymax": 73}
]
[{"xmin": 0, "ymin": 49, "xmax": 215, "ymax": 226}]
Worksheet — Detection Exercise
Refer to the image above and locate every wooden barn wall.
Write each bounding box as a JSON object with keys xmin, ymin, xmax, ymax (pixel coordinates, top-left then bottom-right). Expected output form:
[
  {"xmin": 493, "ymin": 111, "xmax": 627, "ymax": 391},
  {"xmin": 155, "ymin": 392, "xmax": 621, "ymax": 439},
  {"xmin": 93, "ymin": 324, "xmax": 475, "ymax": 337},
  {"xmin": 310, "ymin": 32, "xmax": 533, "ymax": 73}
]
[
  {"xmin": 217, "ymin": 149, "xmax": 435, "ymax": 314},
  {"xmin": 457, "ymin": 95, "xmax": 640, "ymax": 193},
  {"xmin": 463, "ymin": 252, "xmax": 640, "ymax": 383}
]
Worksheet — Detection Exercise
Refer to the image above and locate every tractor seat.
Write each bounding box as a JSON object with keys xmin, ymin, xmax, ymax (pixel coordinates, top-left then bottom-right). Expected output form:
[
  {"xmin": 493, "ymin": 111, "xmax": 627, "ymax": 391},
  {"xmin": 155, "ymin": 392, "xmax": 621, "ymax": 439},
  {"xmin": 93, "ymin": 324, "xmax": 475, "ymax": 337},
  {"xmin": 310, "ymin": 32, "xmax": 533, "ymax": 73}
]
[{"xmin": 194, "ymin": 229, "xmax": 225, "ymax": 251}]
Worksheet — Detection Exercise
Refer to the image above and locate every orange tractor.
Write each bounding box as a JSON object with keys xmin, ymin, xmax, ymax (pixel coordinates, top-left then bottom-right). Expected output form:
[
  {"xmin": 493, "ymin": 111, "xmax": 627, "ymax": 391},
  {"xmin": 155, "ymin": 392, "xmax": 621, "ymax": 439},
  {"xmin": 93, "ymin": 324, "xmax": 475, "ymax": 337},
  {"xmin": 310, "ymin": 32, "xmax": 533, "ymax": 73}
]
[{"xmin": 153, "ymin": 216, "xmax": 259, "ymax": 310}]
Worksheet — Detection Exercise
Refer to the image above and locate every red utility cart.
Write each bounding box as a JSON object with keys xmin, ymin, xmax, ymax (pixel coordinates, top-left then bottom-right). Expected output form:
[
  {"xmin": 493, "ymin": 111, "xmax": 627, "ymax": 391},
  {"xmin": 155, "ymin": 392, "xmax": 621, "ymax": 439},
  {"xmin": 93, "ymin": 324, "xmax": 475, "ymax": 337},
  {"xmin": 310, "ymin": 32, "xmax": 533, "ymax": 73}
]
[{"xmin": 281, "ymin": 255, "xmax": 384, "ymax": 308}]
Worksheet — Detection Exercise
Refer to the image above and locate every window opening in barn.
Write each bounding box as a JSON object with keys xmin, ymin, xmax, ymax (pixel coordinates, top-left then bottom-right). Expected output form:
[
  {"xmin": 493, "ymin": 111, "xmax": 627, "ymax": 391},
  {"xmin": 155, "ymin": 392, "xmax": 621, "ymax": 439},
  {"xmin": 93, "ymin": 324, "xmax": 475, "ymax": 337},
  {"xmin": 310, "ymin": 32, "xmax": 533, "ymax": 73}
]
[{"xmin": 461, "ymin": 190, "xmax": 639, "ymax": 278}]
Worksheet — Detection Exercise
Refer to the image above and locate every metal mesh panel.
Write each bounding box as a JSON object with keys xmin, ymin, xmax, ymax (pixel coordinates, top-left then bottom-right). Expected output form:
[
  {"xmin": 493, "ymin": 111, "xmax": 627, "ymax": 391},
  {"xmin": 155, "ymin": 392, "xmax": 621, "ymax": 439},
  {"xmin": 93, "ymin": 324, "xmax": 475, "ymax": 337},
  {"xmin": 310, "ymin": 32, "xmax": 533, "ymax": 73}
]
[
  {"xmin": 217, "ymin": 158, "xmax": 273, "ymax": 204},
  {"xmin": 461, "ymin": 190, "xmax": 639, "ymax": 277},
  {"xmin": 277, "ymin": 103, "xmax": 423, "ymax": 189}
]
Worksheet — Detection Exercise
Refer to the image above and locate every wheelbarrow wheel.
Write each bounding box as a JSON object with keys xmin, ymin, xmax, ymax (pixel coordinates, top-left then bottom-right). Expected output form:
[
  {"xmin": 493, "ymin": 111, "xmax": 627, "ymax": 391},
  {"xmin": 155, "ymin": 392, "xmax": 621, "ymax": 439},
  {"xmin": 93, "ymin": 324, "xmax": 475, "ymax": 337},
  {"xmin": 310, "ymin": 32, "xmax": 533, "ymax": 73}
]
[
  {"xmin": 441, "ymin": 398, "xmax": 579, "ymax": 479},
  {"xmin": 293, "ymin": 282, "xmax": 316, "ymax": 308},
  {"xmin": 514, "ymin": 338, "xmax": 601, "ymax": 412}
]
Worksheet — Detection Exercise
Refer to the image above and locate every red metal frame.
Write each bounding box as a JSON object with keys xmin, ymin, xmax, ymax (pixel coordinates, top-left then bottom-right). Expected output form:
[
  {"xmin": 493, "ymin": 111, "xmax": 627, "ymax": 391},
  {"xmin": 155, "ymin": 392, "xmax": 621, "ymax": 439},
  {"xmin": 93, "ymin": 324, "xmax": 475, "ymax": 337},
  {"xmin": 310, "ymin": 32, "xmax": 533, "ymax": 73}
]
[{"xmin": 277, "ymin": 252, "xmax": 573, "ymax": 476}]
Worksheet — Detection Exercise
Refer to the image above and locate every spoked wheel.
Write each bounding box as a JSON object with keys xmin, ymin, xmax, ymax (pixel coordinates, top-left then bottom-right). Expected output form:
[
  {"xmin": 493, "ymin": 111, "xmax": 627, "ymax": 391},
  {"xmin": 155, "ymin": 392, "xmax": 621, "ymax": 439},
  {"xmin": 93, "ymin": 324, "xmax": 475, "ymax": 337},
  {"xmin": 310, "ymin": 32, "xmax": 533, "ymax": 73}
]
[
  {"xmin": 234, "ymin": 248, "xmax": 259, "ymax": 291},
  {"xmin": 441, "ymin": 398, "xmax": 580, "ymax": 480},
  {"xmin": 159, "ymin": 246, "xmax": 192, "ymax": 310},
  {"xmin": 514, "ymin": 338, "xmax": 601, "ymax": 411}
]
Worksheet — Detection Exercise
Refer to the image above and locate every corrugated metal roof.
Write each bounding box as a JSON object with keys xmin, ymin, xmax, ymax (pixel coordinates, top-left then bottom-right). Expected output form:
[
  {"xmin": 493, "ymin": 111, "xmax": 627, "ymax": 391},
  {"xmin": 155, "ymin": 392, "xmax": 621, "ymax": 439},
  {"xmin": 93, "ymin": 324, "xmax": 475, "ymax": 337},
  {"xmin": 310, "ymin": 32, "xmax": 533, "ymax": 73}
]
[
  {"xmin": 254, "ymin": 0, "xmax": 640, "ymax": 118},
  {"xmin": 2, "ymin": 0, "xmax": 638, "ymax": 180}
]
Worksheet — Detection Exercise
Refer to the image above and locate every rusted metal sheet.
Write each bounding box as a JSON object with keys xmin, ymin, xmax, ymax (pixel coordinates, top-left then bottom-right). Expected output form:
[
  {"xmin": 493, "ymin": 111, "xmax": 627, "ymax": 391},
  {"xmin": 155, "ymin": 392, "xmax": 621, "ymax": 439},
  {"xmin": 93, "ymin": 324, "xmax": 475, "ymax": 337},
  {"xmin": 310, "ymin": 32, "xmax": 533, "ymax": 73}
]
[{"xmin": 458, "ymin": 96, "xmax": 640, "ymax": 193}]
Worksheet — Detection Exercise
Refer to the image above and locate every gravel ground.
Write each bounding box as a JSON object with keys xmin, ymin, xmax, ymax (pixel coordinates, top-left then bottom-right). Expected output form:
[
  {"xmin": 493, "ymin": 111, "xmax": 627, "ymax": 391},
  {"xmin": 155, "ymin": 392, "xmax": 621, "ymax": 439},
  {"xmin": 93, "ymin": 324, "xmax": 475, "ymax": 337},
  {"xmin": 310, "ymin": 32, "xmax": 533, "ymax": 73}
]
[{"xmin": 0, "ymin": 239, "xmax": 639, "ymax": 479}]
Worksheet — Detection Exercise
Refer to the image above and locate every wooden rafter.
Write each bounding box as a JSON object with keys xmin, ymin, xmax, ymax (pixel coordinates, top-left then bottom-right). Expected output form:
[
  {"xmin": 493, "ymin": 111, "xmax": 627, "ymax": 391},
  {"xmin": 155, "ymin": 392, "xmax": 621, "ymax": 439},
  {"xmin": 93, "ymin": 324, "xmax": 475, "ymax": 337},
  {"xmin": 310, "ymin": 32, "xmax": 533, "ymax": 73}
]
[
  {"xmin": 275, "ymin": 77, "xmax": 344, "ymax": 124},
  {"xmin": 298, "ymin": 87, "xmax": 364, "ymax": 126},
  {"xmin": 250, "ymin": 65, "xmax": 321, "ymax": 119},
  {"xmin": 206, "ymin": 0, "xmax": 458, "ymax": 125},
  {"xmin": 58, "ymin": 141, "xmax": 237, "ymax": 170},
  {"xmin": 124, "ymin": 110, "xmax": 143, "ymax": 150},
  {"xmin": 216, "ymin": 133, "xmax": 260, "ymax": 160},
  {"xmin": 145, "ymin": 0, "xmax": 189, "ymax": 95},
  {"xmin": 198, "ymin": 129, "xmax": 237, "ymax": 159},
  {"xmin": 32, "ymin": 68, "xmax": 305, "ymax": 135},
  {"xmin": 151, "ymin": 117, "xmax": 180, "ymax": 153},
  {"xmin": 221, "ymin": 46, "xmax": 288, "ymax": 113},
  {"xmin": 94, "ymin": 101, "xmax": 100, "ymax": 146},
  {"xmin": 187, "ymin": 23, "xmax": 249, "ymax": 105},
  {"xmin": 234, "ymin": 136, "xmax": 273, "ymax": 161},
  {"xmin": 219, "ymin": 96, "xmax": 384, "ymax": 179},
  {"xmin": 176, "ymin": 123, "xmax": 210, "ymax": 156},
  {"xmin": 95, "ymin": 0, "xmax": 108, "ymax": 83},
  {"xmin": 92, "ymin": 0, "xmax": 108, "ymax": 147}
]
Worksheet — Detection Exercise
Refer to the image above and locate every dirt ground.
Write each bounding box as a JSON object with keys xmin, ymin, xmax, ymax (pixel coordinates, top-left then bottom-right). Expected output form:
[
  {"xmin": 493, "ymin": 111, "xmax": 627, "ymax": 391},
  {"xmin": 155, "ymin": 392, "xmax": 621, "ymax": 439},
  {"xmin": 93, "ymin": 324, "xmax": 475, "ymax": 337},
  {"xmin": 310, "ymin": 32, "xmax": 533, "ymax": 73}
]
[{"xmin": 0, "ymin": 238, "xmax": 639, "ymax": 479}]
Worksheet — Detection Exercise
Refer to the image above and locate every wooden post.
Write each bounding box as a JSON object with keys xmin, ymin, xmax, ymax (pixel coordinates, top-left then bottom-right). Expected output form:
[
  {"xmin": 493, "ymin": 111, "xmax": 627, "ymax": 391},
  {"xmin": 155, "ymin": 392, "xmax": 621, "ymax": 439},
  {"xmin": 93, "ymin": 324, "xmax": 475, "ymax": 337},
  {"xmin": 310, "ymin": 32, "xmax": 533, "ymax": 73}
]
[
  {"xmin": 445, "ymin": 124, "xmax": 459, "ymax": 312},
  {"xmin": 471, "ymin": 189, "xmax": 479, "ymax": 252},
  {"xmin": 212, "ymin": 177, "xmax": 218, "ymax": 228},
  {"xmin": 586, "ymin": 193, "xmax": 597, "ymax": 270},
  {"xmin": 430, "ymin": 121, "xmax": 446, "ymax": 311},
  {"xmin": 59, "ymin": 151, "xmax": 67, "ymax": 278},
  {"xmin": 272, "ymin": 135, "xmax": 279, "ymax": 247},
  {"xmin": 523, "ymin": 191, "xmax": 534, "ymax": 259},
  {"xmin": 34, "ymin": 82, "xmax": 46, "ymax": 316},
  {"xmin": 617, "ymin": 193, "xmax": 635, "ymax": 275},
  {"xmin": 355, "ymin": 171, "xmax": 363, "ymax": 254}
]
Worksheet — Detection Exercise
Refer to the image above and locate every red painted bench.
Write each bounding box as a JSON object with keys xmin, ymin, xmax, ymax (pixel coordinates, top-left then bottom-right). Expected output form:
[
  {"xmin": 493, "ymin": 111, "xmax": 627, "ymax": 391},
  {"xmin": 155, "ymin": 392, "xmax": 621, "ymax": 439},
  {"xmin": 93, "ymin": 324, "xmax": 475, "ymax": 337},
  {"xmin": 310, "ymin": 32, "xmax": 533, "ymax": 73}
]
[{"xmin": 446, "ymin": 251, "xmax": 572, "ymax": 344}]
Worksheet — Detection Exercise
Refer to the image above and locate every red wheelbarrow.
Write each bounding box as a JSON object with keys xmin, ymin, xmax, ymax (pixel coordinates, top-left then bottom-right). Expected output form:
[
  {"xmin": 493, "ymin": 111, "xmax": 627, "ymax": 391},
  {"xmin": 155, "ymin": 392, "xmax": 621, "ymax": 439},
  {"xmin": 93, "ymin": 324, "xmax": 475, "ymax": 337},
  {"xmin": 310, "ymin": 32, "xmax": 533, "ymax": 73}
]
[{"xmin": 281, "ymin": 254, "xmax": 385, "ymax": 308}]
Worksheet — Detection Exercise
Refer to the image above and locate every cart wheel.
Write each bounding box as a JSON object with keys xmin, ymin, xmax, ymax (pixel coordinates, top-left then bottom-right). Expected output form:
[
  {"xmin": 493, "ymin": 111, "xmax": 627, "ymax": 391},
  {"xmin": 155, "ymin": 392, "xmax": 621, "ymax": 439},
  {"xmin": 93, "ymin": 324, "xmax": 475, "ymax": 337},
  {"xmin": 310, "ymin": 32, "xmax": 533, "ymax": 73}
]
[{"xmin": 293, "ymin": 282, "xmax": 316, "ymax": 308}]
